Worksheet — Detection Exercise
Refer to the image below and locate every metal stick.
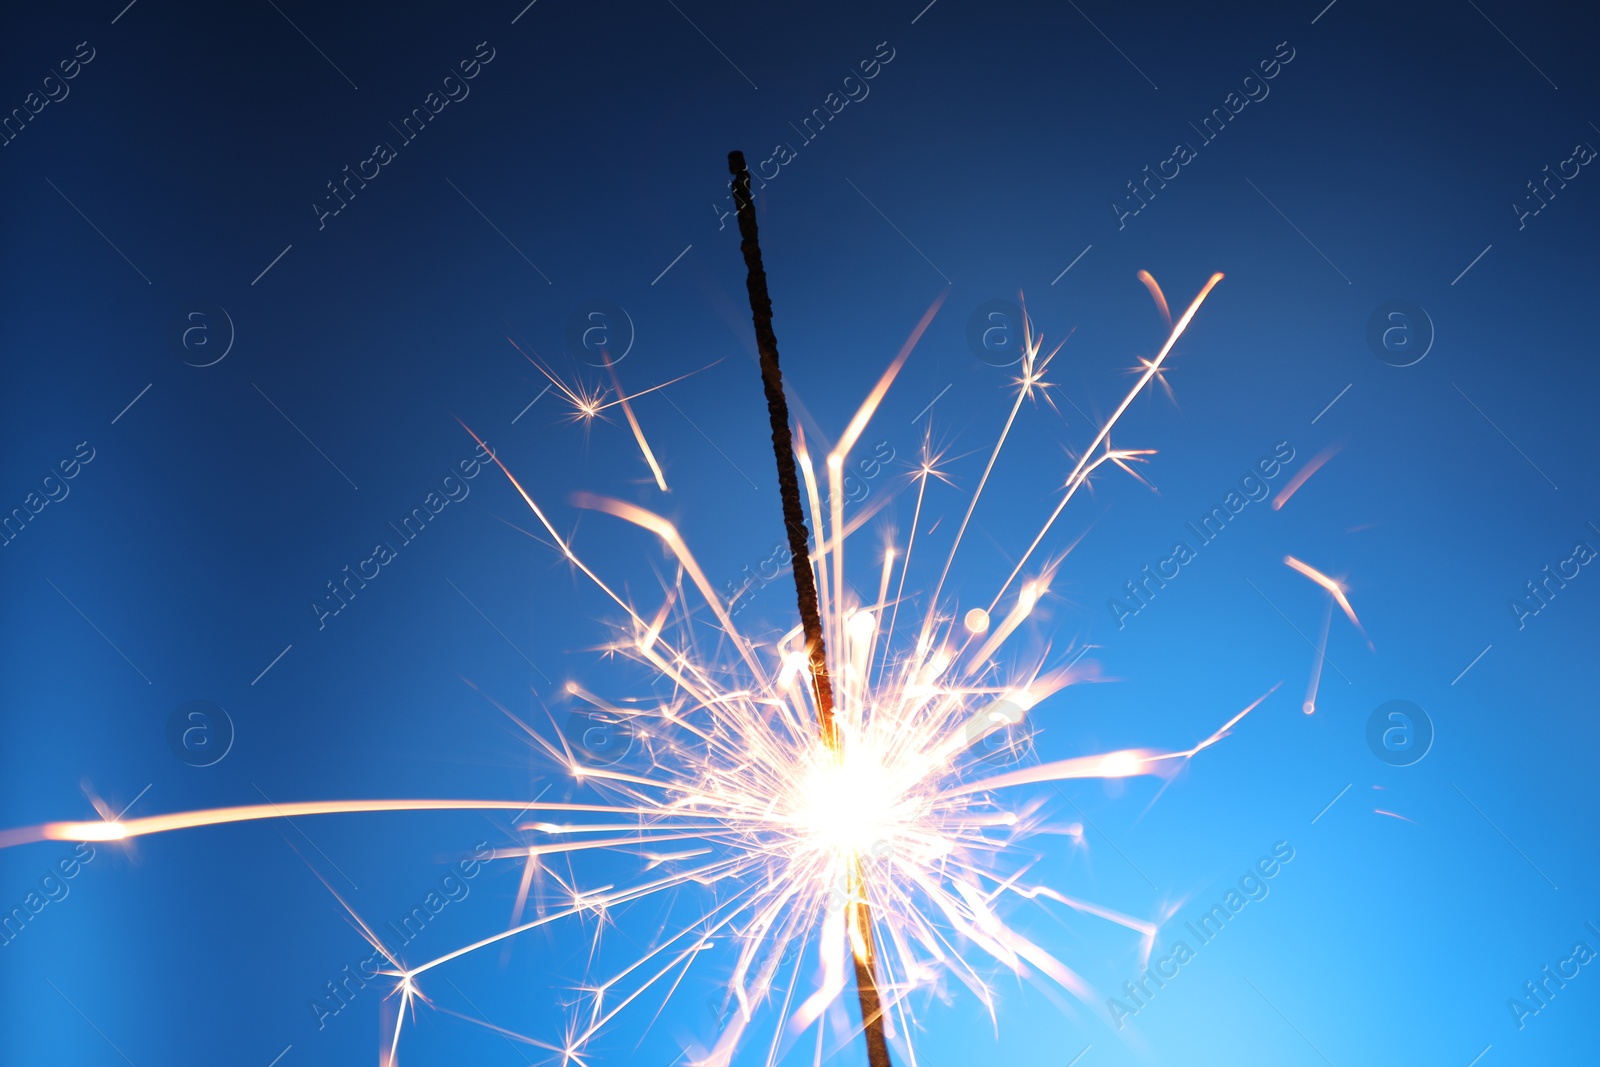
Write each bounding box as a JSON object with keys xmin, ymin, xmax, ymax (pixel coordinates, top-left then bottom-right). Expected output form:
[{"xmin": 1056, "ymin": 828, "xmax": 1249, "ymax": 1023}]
[{"xmin": 727, "ymin": 149, "xmax": 894, "ymax": 1067}]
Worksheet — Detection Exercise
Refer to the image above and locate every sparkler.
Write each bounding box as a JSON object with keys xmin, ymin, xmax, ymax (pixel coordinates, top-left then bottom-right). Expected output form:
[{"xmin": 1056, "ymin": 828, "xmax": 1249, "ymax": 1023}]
[
  {"xmin": 0, "ymin": 206, "xmax": 1260, "ymax": 1063},
  {"xmin": 726, "ymin": 148, "xmax": 891, "ymax": 1067}
]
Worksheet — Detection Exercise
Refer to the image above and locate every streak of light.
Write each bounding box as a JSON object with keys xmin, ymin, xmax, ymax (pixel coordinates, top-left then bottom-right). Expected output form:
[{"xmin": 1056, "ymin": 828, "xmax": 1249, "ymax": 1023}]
[{"xmin": 1272, "ymin": 443, "xmax": 1341, "ymax": 510}]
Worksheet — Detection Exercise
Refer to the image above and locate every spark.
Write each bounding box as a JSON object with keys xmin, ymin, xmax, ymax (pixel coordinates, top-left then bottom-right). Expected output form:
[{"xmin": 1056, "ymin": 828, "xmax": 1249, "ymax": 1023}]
[
  {"xmin": 1303, "ymin": 598, "xmax": 1334, "ymax": 714},
  {"xmin": 1283, "ymin": 554, "xmax": 1367, "ymax": 643},
  {"xmin": 600, "ymin": 353, "xmax": 671, "ymax": 492},
  {"xmin": 1283, "ymin": 556, "xmax": 1371, "ymax": 703},
  {"xmin": 1134, "ymin": 271, "xmax": 1177, "ymax": 404},
  {"xmin": 1272, "ymin": 443, "xmax": 1341, "ymax": 510},
  {"xmin": 506, "ymin": 334, "xmax": 718, "ymax": 490},
  {"xmin": 987, "ymin": 273, "xmax": 1225, "ymax": 614},
  {"xmin": 1135, "ymin": 270, "xmax": 1171, "ymax": 329},
  {"xmin": 1, "ymin": 273, "xmax": 1246, "ymax": 1065}
]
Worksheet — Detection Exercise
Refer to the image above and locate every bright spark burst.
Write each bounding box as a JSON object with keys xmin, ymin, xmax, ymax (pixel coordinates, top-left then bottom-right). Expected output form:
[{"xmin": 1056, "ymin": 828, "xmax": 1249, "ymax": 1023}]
[{"xmin": 1, "ymin": 272, "xmax": 1269, "ymax": 1066}]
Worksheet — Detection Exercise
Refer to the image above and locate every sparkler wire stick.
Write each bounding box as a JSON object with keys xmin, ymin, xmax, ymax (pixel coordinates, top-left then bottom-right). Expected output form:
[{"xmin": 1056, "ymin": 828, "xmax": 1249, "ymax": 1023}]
[
  {"xmin": 727, "ymin": 149, "xmax": 894, "ymax": 1067},
  {"xmin": 726, "ymin": 151, "xmax": 838, "ymax": 746}
]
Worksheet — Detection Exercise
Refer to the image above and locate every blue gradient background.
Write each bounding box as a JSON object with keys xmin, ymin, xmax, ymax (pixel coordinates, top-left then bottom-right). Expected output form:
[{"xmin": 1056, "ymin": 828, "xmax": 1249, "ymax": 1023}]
[{"xmin": 2, "ymin": 1, "xmax": 1598, "ymax": 1064}]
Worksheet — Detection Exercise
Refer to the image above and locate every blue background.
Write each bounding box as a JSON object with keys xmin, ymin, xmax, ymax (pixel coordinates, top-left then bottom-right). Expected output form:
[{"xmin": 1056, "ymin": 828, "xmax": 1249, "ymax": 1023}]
[{"xmin": 2, "ymin": 1, "xmax": 1597, "ymax": 1064}]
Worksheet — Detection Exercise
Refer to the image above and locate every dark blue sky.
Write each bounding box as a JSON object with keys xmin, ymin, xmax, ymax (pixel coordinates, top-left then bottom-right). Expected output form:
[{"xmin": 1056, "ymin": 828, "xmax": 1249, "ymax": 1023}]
[{"xmin": 2, "ymin": 1, "xmax": 1598, "ymax": 1065}]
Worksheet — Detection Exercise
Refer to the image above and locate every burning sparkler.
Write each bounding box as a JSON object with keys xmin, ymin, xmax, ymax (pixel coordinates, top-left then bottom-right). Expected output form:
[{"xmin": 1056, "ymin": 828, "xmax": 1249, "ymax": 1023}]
[
  {"xmin": 0, "ymin": 168, "xmax": 1262, "ymax": 1064},
  {"xmin": 726, "ymin": 148, "xmax": 891, "ymax": 1066}
]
